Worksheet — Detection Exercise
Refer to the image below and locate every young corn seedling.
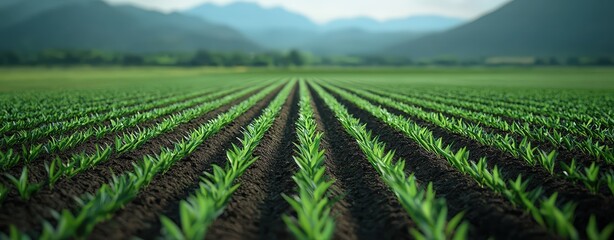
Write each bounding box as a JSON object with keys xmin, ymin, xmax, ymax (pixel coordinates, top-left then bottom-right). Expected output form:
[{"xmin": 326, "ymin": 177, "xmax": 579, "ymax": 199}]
[
  {"xmin": 0, "ymin": 149, "xmax": 21, "ymax": 170},
  {"xmin": 0, "ymin": 226, "xmax": 30, "ymax": 240},
  {"xmin": 579, "ymin": 163, "xmax": 600, "ymax": 194},
  {"xmin": 66, "ymin": 144, "xmax": 112, "ymax": 177},
  {"xmin": 0, "ymin": 183, "xmax": 8, "ymax": 203},
  {"xmin": 586, "ymin": 215, "xmax": 614, "ymax": 240},
  {"xmin": 561, "ymin": 159, "xmax": 580, "ymax": 180},
  {"xmin": 537, "ymin": 150, "xmax": 557, "ymax": 174},
  {"xmin": 22, "ymin": 144, "xmax": 43, "ymax": 163},
  {"xmin": 4, "ymin": 167, "xmax": 41, "ymax": 200},
  {"xmin": 532, "ymin": 194, "xmax": 579, "ymax": 240},
  {"xmin": 44, "ymin": 157, "xmax": 67, "ymax": 187}
]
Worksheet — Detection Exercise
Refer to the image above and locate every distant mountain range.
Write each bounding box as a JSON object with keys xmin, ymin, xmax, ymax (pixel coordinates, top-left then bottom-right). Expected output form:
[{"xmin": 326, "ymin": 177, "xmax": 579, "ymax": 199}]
[
  {"xmin": 184, "ymin": 2, "xmax": 464, "ymax": 33},
  {"xmin": 390, "ymin": 0, "xmax": 614, "ymax": 59},
  {"xmin": 183, "ymin": 2, "xmax": 463, "ymax": 54},
  {"xmin": 1, "ymin": 0, "xmax": 611, "ymax": 58},
  {"xmin": 0, "ymin": 0, "xmax": 259, "ymax": 52}
]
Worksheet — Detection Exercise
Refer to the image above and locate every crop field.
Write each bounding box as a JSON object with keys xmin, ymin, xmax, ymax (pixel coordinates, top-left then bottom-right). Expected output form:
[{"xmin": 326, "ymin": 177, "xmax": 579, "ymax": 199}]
[{"xmin": 0, "ymin": 67, "xmax": 613, "ymax": 240}]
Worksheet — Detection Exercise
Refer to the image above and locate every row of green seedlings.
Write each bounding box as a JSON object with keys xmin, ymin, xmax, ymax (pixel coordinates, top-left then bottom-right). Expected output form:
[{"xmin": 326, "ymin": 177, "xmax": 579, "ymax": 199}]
[
  {"xmin": 158, "ymin": 81, "xmax": 295, "ymax": 240},
  {"xmin": 0, "ymin": 88, "xmax": 181, "ymax": 135},
  {"xmin": 311, "ymin": 82, "xmax": 469, "ymax": 240},
  {"xmin": 0, "ymin": 81, "xmax": 286, "ymax": 240},
  {"xmin": 0, "ymin": 89, "xmax": 150, "ymax": 124},
  {"xmin": 281, "ymin": 80, "xmax": 336, "ymax": 240},
  {"xmin": 0, "ymin": 74, "xmax": 272, "ymax": 130},
  {"xmin": 0, "ymin": 85, "xmax": 250, "ymax": 170},
  {"xmin": 417, "ymin": 86, "xmax": 613, "ymax": 126},
  {"xmin": 319, "ymin": 81, "xmax": 614, "ymax": 240},
  {"xmin": 429, "ymin": 87, "xmax": 614, "ymax": 129},
  {"xmin": 404, "ymin": 88, "xmax": 614, "ymax": 154},
  {"xmin": 414, "ymin": 88, "xmax": 613, "ymax": 143},
  {"xmin": 0, "ymin": 86, "xmax": 220, "ymax": 147},
  {"xmin": 0, "ymin": 84, "xmax": 271, "ymax": 202},
  {"xmin": 364, "ymin": 87, "xmax": 614, "ymax": 192},
  {"xmin": 335, "ymin": 84, "xmax": 614, "ymax": 195},
  {"xmin": 363, "ymin": 87, "xmax": 613, "ymax": 164}
]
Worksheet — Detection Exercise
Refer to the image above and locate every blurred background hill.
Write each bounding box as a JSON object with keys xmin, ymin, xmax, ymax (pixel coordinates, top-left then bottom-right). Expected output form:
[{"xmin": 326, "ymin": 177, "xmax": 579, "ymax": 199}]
[{"xmin": 0, "ymin": 0, "xmax": 612, "ymax": 66}]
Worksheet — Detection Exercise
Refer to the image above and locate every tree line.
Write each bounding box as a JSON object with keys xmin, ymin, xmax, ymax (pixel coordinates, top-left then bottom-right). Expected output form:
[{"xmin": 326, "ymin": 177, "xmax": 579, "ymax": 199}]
[{"xmin": 0, "ymin": 49, "xmax": 612, "ymax": 67}]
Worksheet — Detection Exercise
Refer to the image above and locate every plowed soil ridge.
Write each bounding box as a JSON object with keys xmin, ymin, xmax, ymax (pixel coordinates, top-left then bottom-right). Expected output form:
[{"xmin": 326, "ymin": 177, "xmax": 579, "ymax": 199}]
[
  {"xmin": 327, "ymin": 86, "xmax": 614, "ymax": 230},
  {"xmin": 311, "ymin": 85, "xmax": 415, "ymax": 240},
  {"xmin": 87, "ymin": 85, "xmax": 284, "ymax": 239},
  {"xmin": 324, "ymin": 86, "xmax": 556, "ymax": 240},
  {"xmin": 0, "ymin": 85, "xmax": 280, "ymax": 234},
  {"xmin": 1, "ymin": 87, "xmax": 260, "ymax": 189},
  {"xmin": 365, "ymin": 88, "xmax": 614, "ymax": 175},
  {"xmin": 205, "ymin": 82, "xmax": 299, "ymax": 240}
]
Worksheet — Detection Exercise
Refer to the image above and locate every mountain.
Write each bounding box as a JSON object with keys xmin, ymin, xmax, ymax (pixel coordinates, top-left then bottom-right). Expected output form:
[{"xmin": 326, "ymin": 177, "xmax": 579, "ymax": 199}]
[
  {"xmin": 183, "ymin": 2, "xmax": 454, "ymax": 54},
  {"xmin": 324, "ymin": 15, "xmax": 464, "ymax": 32},
  {"xmin": 389, "ymin": 0, "xmax": 614, "ymax": 59},
  {"xmin": 303, "ymin": 29, "xmax": 425, "ymax": 55},
  {"xmin": 0, "ymin": 0, "xmax": 95, "ymax": 29},
  {"xmin": 0, "ymin": 0, "xmax": 260, "ymax": 52},
  {"xmin": 184, "ymin": 2, "xmax": 317, "ymax": 32}
]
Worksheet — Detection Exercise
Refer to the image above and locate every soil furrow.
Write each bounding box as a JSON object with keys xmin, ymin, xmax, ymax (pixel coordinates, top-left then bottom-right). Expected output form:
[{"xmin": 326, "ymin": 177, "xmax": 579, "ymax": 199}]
[
  {"xmin": 325, "ymin": 88, "xmax": 556, "ymax": 239},
  {"xmin": 88, "ymin": 84, "xmax": 283, "ymax": 240},
  {"xmin": 205, "ymin": 83, "xmax": 299, "ymax": 240},
  {"xmin": 4, "ymin": 91, "xmax": 179, "ymax": 135},
  {"xmin": 310, "ymin": 85, "xmax": 414, "ymax": 240},
  {"xmin": 4, "ymin": 88, "xmax": 218, "ymax": 153},
  {"xmin": 418, "ymin": 92, "xmax": 607, "ymax": 145},
  {"xmin": 0, "ymin": 86, "xmax": 280, "ymax": 233},
  {"xmin": 1, "ymin": 86, "xmax": 260, "ymax": 184},
  {"xmin": 327, "ymin": 88, "xmax": 614, "ymax": 232},
  {"xmin": 370, "ymin": 89, "xmax": 613, "ymax": 173}
]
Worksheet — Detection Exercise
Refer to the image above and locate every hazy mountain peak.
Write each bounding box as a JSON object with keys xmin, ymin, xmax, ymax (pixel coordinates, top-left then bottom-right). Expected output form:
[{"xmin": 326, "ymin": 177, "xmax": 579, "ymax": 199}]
[
  {"xmin": 184, "ymin": 1, "xmax": 317, "ymax": 31},
  {"xmin": 389, "ymin": 0, "xmax": 614, "ymax": 59},
  {"xmin": 0, "ymin": 0, "xmax": 260, "ymax": 52}
]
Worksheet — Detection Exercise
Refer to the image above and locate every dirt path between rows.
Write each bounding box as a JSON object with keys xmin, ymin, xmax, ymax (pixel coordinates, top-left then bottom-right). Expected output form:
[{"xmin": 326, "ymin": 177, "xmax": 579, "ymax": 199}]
[
  {"xmin": 311, "ymin": 85, "xmax": 415, "ymax": 240},
  {"xmin": 88, "ymin": 85, "xmax": 285, "ymax": 239},
  {"xmin": 326, "ymin": 87, "xmax": 555, "ymax": 240},
  {"xmin": 205, "ymin": 82, "xmax": 299, "ymax": 239},
  {"xmin": 0, "ymin": 85, "xmax": 280, "ymax": 235}
]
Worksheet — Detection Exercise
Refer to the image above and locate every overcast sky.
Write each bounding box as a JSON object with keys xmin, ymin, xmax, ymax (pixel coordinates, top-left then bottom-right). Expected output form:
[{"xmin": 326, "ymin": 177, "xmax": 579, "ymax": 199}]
[{"xmin": 104, "ymin": 0, "xmax": 511, "ymax": 23}]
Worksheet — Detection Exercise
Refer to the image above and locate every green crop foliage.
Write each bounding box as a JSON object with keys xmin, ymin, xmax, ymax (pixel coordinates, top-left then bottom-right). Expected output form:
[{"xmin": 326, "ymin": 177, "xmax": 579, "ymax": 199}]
[
  {"xmin": 315, "ymin": 80, "xmax": 614, "ymax": 240},
  {"xmin": 586, "ymin": 215, "xmax": 614, "ymax": 240},
  {"xmin": 1, "ymin": 68, "xmax": 613, "ymax": 240},
  {"xmin": 0, "ymin": 183, "xmax": 8, "ymax": 203},
  {"xmin": 282, "ymin": 80, "xmax": 336, "ymax": 240},
  {"xmin": 312, "ymin": 81, "xmax": 468, "ymax": 240},
  {"xmin": 4, "ymin": 167, "xmax": 41, "ymax": 200},
  {"xmin": 0, "ymin": 149, "xmax": 21, "ymax": 170},
  {"xmin": 44, "ymin": 157, "xmax": 66, "ymax": 188},
  {"xmin": 160, "ymin": 80, "xmax": 294, "ymax": 239}
]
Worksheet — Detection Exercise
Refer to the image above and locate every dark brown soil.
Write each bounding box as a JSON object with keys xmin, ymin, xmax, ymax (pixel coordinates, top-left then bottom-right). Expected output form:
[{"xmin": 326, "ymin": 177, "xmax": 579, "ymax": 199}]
[
  {"xmin": 5, "ymin": 90, "xmax": 186, "ymax": 134},
  {"xmin": 311, "ymin": 85, "xmax": 416, "ymax": 240},
  {"xmin": 417, "ymin": 91, "xmax": 613, "ymax": 147},
  {"xmin": 1, "ymin": 88, "xmax": 220, "ymax": 153},
  {"xmin": 0, "ymin": 85, "xmax": 281, "ymax": 234},
  {"xmin": 1, "ymin": 86, "xmax": 260, "ymax": 187},
  {"xmin": 322, "ymin": 86, "xmax": 557, "ymax": 240},
  {"xmin": 87, "ymin": 84, "xmax": 285, "ymax": 239},
  {"xmin": 365, "ymin": 88, "xmax": 614, "ymax": 174},
  {"xmin": 325, "ymin": 85, "xmax": 614, "ymax": 232},
  {"xmin": 3, "ymin": 81, "xmax": 612, "ymax": 240},
  {"xmin": 205, "ymin": 82, "xmax": 299, "ymax": 240}
]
